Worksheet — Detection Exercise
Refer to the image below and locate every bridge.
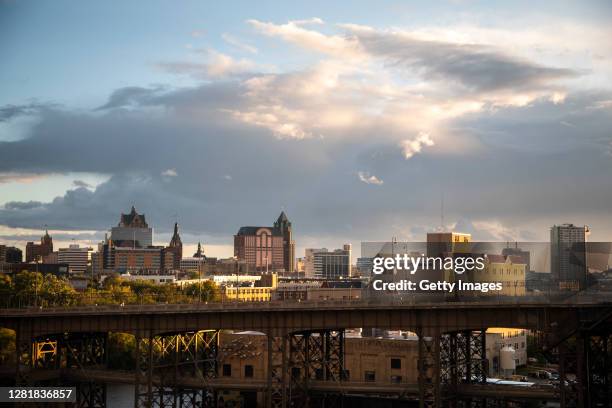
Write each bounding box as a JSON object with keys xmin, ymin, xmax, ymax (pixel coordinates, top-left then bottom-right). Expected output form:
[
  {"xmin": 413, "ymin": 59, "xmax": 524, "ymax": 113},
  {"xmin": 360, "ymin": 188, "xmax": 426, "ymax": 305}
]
[{"xmin": 1, "ymin": 294, "xmax": 610, "ymax": 408}]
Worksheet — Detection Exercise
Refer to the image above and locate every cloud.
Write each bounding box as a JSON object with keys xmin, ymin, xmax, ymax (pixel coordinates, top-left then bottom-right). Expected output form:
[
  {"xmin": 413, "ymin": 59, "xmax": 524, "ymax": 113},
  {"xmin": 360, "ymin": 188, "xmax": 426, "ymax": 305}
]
[
  {"xmin": 0, "ymin": 172, "xmax": 46, "ymax": 184},
  {"xmin": 400, "ymin": 132, "xmax": 434, "ymax": 159},
  {"xmin": 161, "ymin": 168, "xmax": 178, "ymax": 177},
  {"xmin": 158, "ymin": 51, "xmax": 258, "ymax": 79},
  {"xmin": 1, "ymin": 18, "xmax": 612, "ymax": 246},
  {"xmin": 357, "ymin": 171, "xmax": 383, "ymax": 185},
  {"xmin": 96, "ymin": 86, "xmax": 165, "ymax": 110},
  {"xmin": 344, "ymin": 25, "xmax": 578, "ymax": 93},
  {"xmin": 0, "ymin": 103, "xmax": 54, "ymax": 122},
  {"xmin": 222, "ymin": 33, "xmax": 258, "ymax": 54},
  {"xmin": 72, "ymin": 180, "xmax": 92, "ymax": 189},
  {"xmin": 248, "ymin": 18, "xmax": 362, "ymax": 59},
  {"xmin": 3, "ymin": 201, "xmax": 44, "ymax": 210},
  {"xmin": 249, "ymin": 19, "xmax": 578, "ymax": 99},
  {"xmin": 228, "ymin": 106, "xmax": 311, "ymax": 139}
]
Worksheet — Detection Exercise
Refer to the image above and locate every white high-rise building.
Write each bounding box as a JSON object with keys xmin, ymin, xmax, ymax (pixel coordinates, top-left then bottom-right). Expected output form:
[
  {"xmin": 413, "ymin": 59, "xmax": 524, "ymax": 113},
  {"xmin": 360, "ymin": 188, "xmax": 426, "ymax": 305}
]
[
  {"xmin": 303, "ymin": 245, "xmax": 352, "ymax": 279},
  {"xmin": 58, "ymin": 244, "xmax": 91, "ymax": 275}
]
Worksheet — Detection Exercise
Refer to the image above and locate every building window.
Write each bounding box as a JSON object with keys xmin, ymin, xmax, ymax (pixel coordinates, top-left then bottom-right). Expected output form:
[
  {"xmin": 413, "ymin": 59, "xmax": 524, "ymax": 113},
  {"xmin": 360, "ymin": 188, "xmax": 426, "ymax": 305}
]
[
  {"xmin": 291, "ymin": 367, "xmax": 301, "ymax": 380},
  {"xmin": 222, "ymin": 364, "xmax": 232, "ymax": 377},
  {"xmin": 391, "ymin": 375, "xmax": 402, "ymax": 383},
  {"xmin": 244, "ymin": 365, "xmax": 253, "ymax": 378},
  {"xmin": 390, "ymin": 358, "xmax": 401, "ymax": 369},
  {"xmin": 364, "ymin": 371, "xmax": 376, "ymax": 382}
]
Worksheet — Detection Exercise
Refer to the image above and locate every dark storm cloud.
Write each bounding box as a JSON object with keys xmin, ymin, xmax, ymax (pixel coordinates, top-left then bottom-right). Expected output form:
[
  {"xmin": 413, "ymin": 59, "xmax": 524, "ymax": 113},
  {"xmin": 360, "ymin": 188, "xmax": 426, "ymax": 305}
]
[
  {"xmin": 0, "ymin": 81, "xmax": 611, "ymax": 242},
  {"xmin": 349, "ymin": 29, "xmax": 579, "ymax": 92},
  {"xmin": 72, "ymin": 180, "xmax": 92, "ymax": 189},
  {"xmin": 96, "ymin": 86, "xmax": 166, "ymax": 110},
  {"xmin": 0, "ymin": 231, "xmax": 103, "ymax": 242},
  {"xmin": 3, "ymin": 200, "xmax": 43, "ymax": 210},
  {"xmin": 0, "ymin": 102, "xmax": 55, "ymax": 122}
]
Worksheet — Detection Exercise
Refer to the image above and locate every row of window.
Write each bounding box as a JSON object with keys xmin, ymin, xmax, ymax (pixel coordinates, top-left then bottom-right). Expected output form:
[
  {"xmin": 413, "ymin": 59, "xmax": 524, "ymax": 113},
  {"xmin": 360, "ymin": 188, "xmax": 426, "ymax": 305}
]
[
  {"xmin": 220, "ymin": 358, "xmax": 404, "ymax": 382},
  {"xmin": 222, "ymin": 364, "xmax": 253, "ymax": 378}
]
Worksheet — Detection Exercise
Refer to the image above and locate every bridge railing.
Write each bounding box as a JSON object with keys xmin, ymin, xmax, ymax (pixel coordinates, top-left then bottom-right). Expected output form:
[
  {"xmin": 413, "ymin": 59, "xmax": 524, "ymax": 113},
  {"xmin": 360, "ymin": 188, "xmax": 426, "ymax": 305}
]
[{"xmin": 0, "ymin": 283, "xmax": 609, "ymax": 314}]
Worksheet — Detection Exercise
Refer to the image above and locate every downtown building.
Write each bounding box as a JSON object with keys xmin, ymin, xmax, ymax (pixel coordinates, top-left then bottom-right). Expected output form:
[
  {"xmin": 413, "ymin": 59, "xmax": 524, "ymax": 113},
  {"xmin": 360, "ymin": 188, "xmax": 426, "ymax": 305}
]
[
  {"xmin": 91, "ymin": 207, "xmax": 182, "ymax": 275},
  {"xmin": 303, "ymin": 245, "xmax": 352, "ymax": 279},
  {"xmin": 233, "ymin": 212, "xmax": 295, "ymax": 273},
  {"xmin": 550, "ymin": 223, "xmax": 589, "ymax": 291},
  {"xmin": 0, "ymin": 245, "xmax": 22, "ymax": 264},
  {"xmin": 57, "ymin": 244, "xmax": 91, "ymax": 275},
  {"xmin": 25, "ymin": 229, "xmax": 54, "ymax": 262}
]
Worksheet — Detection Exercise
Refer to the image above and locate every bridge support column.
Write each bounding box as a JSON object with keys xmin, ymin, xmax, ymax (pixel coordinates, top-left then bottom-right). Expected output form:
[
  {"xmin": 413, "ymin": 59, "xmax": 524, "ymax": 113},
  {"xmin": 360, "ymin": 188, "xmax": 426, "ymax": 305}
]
[
  {"xmin": 287, "ymin": 330, "xmax": 345, "ymax": 408},
  {"xmin": 15, "ymin": 323, "xmax": 33, "ymax": 386},
  {"xmin": 585, "ymin": 331, "xmax": 612, "ymax": 408},
  {"xmin": 15, "ymin": 331, "xmax": 108, "ymax": 407},
  {"xmin": 135, "ymin": 330, "xmax": 219, "ymax": 408},
  {"xmin": 440, "ymin": 332, "xmax": 458, "ymax": 407},
  {"xmin": 267, "ymin": 334, "xmax": 288, "ymax": 408},
  {"xmin": 62, "ymin": 332, "xmax": 107, "ymax": 369},
  {"xmin": 418, "ymin": 329, "xmax": 441, "ymax": 408},
  {"xmin": 77, "ymin": 381, "xmax": 106, "ymax": 408},
  {"xmin": 439, "ymin": 330, "xmax": 487, "ymax": 408}
]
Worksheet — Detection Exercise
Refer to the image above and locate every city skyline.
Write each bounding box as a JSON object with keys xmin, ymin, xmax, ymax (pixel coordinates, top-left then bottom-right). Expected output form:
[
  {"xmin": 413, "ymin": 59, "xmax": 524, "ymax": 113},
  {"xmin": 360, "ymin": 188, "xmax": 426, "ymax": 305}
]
[{"xmin": 2, "ymin": 1, "xmax": 612, "ymax": 257}]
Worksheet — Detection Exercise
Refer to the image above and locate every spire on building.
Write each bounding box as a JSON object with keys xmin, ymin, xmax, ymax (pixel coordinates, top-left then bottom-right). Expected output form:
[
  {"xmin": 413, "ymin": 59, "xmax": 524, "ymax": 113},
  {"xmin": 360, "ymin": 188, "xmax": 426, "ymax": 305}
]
[
  {"xmin": 193, "ymin": 242, "xmax": 205, "ymax": 258},
  {"xmin": 169, "ymin": 222, "xmax": 182, "ymax": 247},
  {"xmin": 41, "ymin": 227, "xmax": 53, "ymax": 245},
  {"xmin": 119, "ymin": 206, "xmax": 148, "ymax": 228},
  {"xmin": 274, "ymin": 211, "xmax": 291, "ymax": 231}
]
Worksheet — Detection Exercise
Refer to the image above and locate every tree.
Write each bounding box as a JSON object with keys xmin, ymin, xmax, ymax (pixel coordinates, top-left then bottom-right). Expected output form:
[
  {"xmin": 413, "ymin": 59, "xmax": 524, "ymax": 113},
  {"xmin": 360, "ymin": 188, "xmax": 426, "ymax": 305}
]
[
  {"xmin": 0, "ymin": 275, "xmax": 12, "ymax": 307},
  {"xmin": 182, "ymin": 280, "xmax": 220, "ymax": 302},
  {"xmin": 39, "ymin": 274, "xmax": 77, "ymax": 307},
  {"xmin": 13, "ymin": 271, "xmax": 43, "ymax": 306}
]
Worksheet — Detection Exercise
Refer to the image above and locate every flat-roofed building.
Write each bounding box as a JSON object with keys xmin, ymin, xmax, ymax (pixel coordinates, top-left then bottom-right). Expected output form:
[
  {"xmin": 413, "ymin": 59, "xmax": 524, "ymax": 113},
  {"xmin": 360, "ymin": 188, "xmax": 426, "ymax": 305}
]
[
  {"xmin": 58, "ymin": 244, "xmax": 91, "ymax": 275},
  {"xmin": 551, "ymin": 223, "xmax": 589, "ymax": 291},
  {"xmin": 304, "ymin": 245, "xmax": 352, "ymax": 279}
]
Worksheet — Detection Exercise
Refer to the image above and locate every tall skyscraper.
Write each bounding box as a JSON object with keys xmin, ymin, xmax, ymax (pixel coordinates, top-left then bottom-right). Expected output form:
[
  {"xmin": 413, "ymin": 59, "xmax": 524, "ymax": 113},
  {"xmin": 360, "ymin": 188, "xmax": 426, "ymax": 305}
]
[
  {"xmin": 274, "ymin": 211, "xmax": 295, "ymax": 273},
  {"xmin": 110, "ymin": 206, "xmax": 153, "ymax": 247},
  {"xmin": 550, "ymin": 224, "xmax": 589, "ymax": 291},
  {"xmin": 25, "ymin": 229, "xmax": 54, "ymax": 262},
  {"xmin": 234, "ymin": 212, "xmax": 296, "ymax": 273}
]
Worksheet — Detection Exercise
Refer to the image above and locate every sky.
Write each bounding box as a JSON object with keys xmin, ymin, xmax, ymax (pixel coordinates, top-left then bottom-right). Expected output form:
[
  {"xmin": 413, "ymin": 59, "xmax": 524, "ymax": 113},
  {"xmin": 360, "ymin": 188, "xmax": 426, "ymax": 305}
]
[{"xmin": 1, "ymin": 0, "xmax": 612, "ymax": 258}]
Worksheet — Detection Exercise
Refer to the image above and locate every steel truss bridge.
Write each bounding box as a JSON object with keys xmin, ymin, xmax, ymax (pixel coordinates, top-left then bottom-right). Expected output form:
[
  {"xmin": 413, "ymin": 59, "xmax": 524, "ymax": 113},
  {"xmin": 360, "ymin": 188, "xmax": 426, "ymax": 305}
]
[{"xmin": 0, "ymin": 297, "xmax": 611, "ymax": 408}]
